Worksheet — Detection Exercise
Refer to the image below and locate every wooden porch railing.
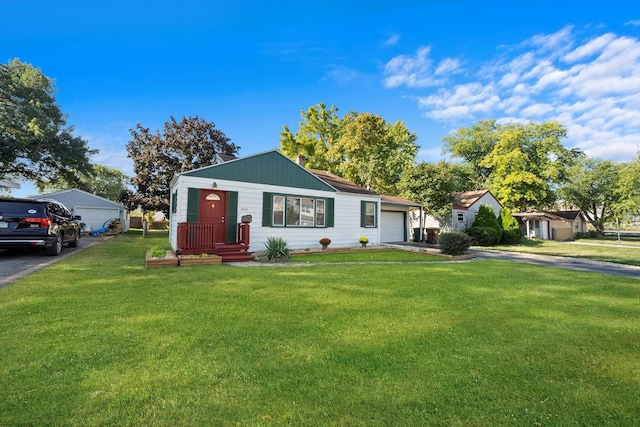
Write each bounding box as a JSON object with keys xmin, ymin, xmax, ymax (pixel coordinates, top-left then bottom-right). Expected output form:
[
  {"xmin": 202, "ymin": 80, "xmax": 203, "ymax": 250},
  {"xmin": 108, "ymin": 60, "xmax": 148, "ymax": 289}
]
[
  {"xmin": 177, "ymin": 222, "xmax": 216, "ymax": 254},
  {"xmin": 177, "ymin": 222, "xmax": 250, "ymax": 255},
  {"xmin": 237, "ymin": 222, "xmax": 250, "ymax": 246}
]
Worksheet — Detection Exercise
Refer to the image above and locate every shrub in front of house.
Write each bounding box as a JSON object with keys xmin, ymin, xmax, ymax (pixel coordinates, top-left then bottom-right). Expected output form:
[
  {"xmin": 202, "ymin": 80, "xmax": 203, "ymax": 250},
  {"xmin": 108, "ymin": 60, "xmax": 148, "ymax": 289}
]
[
  {"xmin": 498, "ymin": 207, "xmax": 523, "ymax": 244},
  {"xmin": 472, "ymin": 204, "xmax": 502, "ymax": 242},
  {"xmin": 264, "ymin": 237, "xmax": 289, "ymax": 261},
  {"xmin": 438, "ymin": 232, "xmax": 471, "ymax": 256},
  {"xmin": 465, "ymin": 226, "xmax": 501, "ymax": 246}
]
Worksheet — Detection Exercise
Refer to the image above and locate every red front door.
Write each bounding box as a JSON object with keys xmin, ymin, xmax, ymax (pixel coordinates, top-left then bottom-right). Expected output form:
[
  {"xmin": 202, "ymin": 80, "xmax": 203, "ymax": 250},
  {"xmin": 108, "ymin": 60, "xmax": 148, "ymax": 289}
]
[{"xmin": 198, "ymin": 189, "xmax": 227, "ymax": 244}]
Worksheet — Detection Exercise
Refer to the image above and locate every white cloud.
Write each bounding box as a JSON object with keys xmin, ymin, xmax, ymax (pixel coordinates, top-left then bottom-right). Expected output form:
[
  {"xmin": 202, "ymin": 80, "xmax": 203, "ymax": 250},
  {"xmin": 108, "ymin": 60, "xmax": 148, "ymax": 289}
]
[
  {"xmin": 383, "ymin": 46, "xmax": 460, "ymax": 88},
  {"xmin": 384, "ymin": 26, "xmax": 640, "ymax": 162},
  {"xmin": 383, "ymin": 33, "xmax": 400, "ymax": 47},
  {"xmin": 324, "ymin": 65, "xmax": 359, "ymax": 85}
]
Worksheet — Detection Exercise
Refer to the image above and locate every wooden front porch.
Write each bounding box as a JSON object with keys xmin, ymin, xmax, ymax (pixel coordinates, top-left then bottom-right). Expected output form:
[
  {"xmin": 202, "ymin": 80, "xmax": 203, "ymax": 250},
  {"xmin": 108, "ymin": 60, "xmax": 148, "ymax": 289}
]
[{"xmin": 177, "ymin": 222, "xmax": 253, "ymax": 262}]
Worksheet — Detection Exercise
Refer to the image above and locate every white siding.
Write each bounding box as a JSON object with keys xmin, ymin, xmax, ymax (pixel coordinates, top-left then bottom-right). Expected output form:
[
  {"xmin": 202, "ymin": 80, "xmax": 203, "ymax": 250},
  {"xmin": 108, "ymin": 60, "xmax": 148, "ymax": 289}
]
[{"xmin": 170, "ymin": 176, "xmax": 380, "ymax": 252}]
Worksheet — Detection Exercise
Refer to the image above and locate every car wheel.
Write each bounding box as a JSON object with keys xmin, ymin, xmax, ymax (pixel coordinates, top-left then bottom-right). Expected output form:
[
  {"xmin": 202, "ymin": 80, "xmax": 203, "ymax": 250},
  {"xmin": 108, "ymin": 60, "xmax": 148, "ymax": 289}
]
[
  {"xmin": 68, "ymin": 233, "xmax": 79, "ymax": 248},
  {"xmin": 46, "ymin": 233, "xmax": 63, "ymax": 256}
]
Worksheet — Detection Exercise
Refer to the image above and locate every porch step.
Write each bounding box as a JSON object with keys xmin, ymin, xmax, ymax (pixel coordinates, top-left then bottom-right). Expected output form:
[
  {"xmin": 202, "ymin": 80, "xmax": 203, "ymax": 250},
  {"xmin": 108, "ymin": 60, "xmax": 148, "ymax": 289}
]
[
  {"xmin": 215, "ymin": 243, "xmax": 253, "ymax": 263},
  {"xmin": 220, "ymin": 252, "xmax": 254, "ymax": 263}
]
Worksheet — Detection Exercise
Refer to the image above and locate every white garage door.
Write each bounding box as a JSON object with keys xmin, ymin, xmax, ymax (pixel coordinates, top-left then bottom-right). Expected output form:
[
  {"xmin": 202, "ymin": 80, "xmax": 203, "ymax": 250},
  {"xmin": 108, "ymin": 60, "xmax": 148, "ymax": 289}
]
[
  {"xmin": 75, "ymin": 207, "xmax": 120, "ymax": 232},
  {"xmin": 381, "ymin": 211, "xmax": 405, "ymax": 242}
]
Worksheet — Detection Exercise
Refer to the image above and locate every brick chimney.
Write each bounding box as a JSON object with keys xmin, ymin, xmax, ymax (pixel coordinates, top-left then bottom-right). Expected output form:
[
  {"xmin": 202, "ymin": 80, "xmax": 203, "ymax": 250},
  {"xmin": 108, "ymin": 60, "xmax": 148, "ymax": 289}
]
[{"xmin": 295, "ymin": 154, "xmax": 306, "ymax": 167}]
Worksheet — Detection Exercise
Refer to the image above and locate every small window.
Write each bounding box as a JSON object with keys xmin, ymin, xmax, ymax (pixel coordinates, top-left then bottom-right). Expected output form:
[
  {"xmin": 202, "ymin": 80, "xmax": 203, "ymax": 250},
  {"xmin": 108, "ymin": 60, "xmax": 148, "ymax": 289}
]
[
  {"xmin": 316, "ymin": 199, "xmax": 325, "ymax": 227},
  {"xmin": 457, "ymin": 213, "xmax": 464, "ymax": 222},
  {"xmin": 273, "ymin": 196, "xmax": 285, "ymax": 226},
  {"xmin": 205, "ymin": 193, "xmax": 221, "ymax": 201},
  {"xmin": 361, "ymin": 201, "xmax": 377, "ymax": 228}
]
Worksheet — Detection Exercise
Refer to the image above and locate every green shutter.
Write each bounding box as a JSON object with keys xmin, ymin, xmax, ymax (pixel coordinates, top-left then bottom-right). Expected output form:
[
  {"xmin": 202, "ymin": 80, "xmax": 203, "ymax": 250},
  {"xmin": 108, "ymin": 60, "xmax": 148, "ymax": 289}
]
[
  {"xmin": 187, "ymin": 188, "xmax": 199, "ymax": 222},
  {"xmin": 326, "ymin": 198, "xmax": 334, "ymax": 228},
  {"xmin": 360, "ymin": 201, "xmax": 366, "ymax": 227},
  {"xmin": 226, "ymin": 191, "xmax": 238, "ymax": 243},
  {"xmin": 262, "ymin": 192, "xmax": 272, "ymax": 226}
]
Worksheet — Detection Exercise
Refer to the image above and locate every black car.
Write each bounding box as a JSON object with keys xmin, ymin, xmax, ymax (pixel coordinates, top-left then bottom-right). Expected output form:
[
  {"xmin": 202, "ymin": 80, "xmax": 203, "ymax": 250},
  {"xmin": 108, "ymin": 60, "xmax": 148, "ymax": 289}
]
[{"xmin": 0, "ymin": 197, "xmax": 81, "ymax": 256}]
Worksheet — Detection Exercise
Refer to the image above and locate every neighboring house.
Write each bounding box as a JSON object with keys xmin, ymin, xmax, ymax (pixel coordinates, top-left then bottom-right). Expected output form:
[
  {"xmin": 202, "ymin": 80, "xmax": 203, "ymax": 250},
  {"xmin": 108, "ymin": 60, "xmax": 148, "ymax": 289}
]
[
  {"xmin": 30, "ymin": 188, "xmax": 130, "ymax": 233},
  {"xmin": 168, "ymin": 150, "xmax": 420, "ymax": 260},
  {"xmin": 451, "ymin": 190, "xmax": 503, "ymax": 232},
  {"xmin": 409, "ymin": 189, "xmax": 502, "ymax": 239},
  {"xmin": 513, "ymin": 210, "xmax": 588, "ymax": 241}
]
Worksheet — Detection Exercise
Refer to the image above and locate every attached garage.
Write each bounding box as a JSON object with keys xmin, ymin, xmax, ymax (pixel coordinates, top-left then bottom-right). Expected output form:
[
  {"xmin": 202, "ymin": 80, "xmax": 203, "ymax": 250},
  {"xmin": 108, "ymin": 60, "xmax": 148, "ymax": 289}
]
[
  {"xmin": 380, "ymin": 195, "xmax": 421, "ymax": 243},
  {"xmin": 381, "ymin": 211, "xmax": 405, "ymax": 242}
]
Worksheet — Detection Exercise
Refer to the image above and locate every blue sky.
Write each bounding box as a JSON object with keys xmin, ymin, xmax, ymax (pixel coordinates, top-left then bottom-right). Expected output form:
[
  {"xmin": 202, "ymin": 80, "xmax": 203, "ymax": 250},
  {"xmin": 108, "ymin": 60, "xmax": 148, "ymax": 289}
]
[{"xmin": 3, "ymin": 0, "xmax": 640, "ymax": 197}]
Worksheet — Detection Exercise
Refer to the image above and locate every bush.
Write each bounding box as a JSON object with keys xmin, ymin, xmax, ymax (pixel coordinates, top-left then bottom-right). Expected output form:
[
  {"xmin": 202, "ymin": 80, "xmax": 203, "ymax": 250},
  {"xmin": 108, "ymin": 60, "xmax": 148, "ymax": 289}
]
[
  {"xmin": 465, "ymin": 226, "xmax": 501, "ymax": 246},
  {"xmin": 498, "ymin": 207, "xmax": 522, "ymax": 244},
  {"xmin": 472, "ymin": 205, "xmax": 502, "ymax": 242},
  {"xmin": 574, "ymin": 230, "xmax": 599, "ymax": 239},
  {"xmin": 438, "ymin": 232, "xmax": 471, "ymax": 256},
  {"xmin": 264, "ymin": 237, "xmax": 289, "ymax": 261},
  {"xmin": 500, "ymin": 229, "xmax": 523, "ymax": 245}
]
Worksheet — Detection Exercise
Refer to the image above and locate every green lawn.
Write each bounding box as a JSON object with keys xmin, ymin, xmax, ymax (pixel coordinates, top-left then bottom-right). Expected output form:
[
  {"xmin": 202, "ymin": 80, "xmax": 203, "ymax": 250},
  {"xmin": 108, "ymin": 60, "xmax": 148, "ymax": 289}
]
[
  {"xmin": 1, "ymin": 231, "xmax": 639, "ymax": 426},
  {"xmin": 291, "ymin": 248, "xmax": 446, "ymax": 263},
  {"xmin": 490, "ymin": 238, "xmax": 640, "ymax": 266}
]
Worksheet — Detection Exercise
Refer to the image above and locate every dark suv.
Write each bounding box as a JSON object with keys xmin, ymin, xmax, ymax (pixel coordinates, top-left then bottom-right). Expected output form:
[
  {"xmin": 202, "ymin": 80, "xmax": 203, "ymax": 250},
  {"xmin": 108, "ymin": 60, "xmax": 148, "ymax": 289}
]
[{"xmin": 0, "ymin": 197, "xmax": 81, "ymax": 256}]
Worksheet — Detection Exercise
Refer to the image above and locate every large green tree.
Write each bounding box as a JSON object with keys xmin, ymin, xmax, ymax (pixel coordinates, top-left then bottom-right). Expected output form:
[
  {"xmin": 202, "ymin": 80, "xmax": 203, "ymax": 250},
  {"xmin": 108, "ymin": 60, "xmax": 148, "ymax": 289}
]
[
  {"xmin": 0, "ymin": 58, "xmax": 95, "ymax": 187},
  {"xmin": 37, "ymin": 164, "xmax": 130, "ymax": 202},
  {"xmin": 614, "ymin": 153, "xmax": 640, "ymax": 221},
  {"xmin": 559, "ymin": 157, "xmax": 621, "ymax": 233},
  {"xmin": 443, "ymin": 120, "xmax": 581, "ymax": 211},
  {"xmin": 280, "ymin": 104, "xmax": 419, "ymax": 195},
  {"xmin": 398, "ymin": 161, "xmax": 473, "ymax": 219},
  {"xmin": 280, "ymin": 103, "xmax": 343, "ymax": 171},
  {"xmin": 125, "ymin": 116, "xmax": 239, "ymax": 216}
]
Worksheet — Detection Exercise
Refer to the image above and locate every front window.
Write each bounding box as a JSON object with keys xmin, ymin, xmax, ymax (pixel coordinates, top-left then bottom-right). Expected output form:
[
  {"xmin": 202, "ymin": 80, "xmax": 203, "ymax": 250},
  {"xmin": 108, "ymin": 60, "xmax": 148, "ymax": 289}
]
[
  {"xmin": 272, "ymin": 194, "xmax": 326, "ymax": 227},
  {"xmin": 273, "ymin": 196, "xmax": 285, "ymax": 226},
  {"xmin": 457, "ymin": 213, "xmax": 464, "ymax": 222},
  {"xmin": 316, "ymin": 199, "xmax": 325, "ymax": 227}
]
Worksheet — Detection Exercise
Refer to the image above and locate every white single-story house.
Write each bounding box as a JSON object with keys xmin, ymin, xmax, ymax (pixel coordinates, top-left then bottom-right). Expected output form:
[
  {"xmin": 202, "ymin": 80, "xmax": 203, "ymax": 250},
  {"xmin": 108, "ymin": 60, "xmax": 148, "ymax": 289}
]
[
  {"xmin": 31, "ymin": 188, "xmax": 130, "ymax": 233},
  {"xmin": 451, "ymin": 189, "xmax": 503, "ymax": 232},
  {"xmin": 513, "ymin": 210, "xmax": 588, "ymax": 241},
  {"xmin": 412, "ymin": 189, "xmax": 503, "ymax": 238},
  {"xmin": 168, "ymin": 150, "xmax": 421, "ymax": 261}
]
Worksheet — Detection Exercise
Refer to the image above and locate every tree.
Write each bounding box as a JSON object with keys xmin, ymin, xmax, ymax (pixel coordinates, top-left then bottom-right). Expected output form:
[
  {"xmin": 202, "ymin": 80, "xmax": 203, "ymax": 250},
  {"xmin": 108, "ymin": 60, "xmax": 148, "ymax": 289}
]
[
  {"xmin": 441, "ymin": 119, "xmax": 499, "ymax": 188},
  {"xmin": 280, "ymin": 103, "xmax": 343, "ymax": 171},
  {"xmin": 444, "ymin": 120, "xmax": 581, "ymax": 211},
  {"xmin": 125, "ymin": 116, "xmax": 239, "ymax": 217},
  {"xmin": 559, "ymin": 157, "xmax": 621, "ymax": 233},
  {"xmin": 37, "ymin": 164, "xmax": 131, "ymax": 201},
  {"xmin": 0, "ymin": 58, "xmax": 95, "ymax": 187},
  {"xmin": 615, "ymin": 153, "xmax": 640, "ymax": 221},
  {"xmin": 328, "ymin": 112, "xmax": 418, "ymax": 194},
  {"xmin": 280, "ymin": 105, "xmax": 419, "ymax": 195},
  {"xmin": 398, "ymin": 161, "xmax": 473, "ymax": 219}
]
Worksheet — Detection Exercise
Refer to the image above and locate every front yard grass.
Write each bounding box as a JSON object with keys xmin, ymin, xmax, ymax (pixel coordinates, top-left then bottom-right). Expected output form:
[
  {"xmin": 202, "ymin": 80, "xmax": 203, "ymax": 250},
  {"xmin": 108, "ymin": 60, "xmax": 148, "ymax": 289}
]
[
  {"xmin": 1, "ymin": 231, "xmax": 639, "ymax": 426},
  {"xmin": 290, "ymin": 248, "xmax": 446, "ymax": 263},
  {"xmin": 490, "ymin": 238, "xmax": 640, "ymax": 266}
]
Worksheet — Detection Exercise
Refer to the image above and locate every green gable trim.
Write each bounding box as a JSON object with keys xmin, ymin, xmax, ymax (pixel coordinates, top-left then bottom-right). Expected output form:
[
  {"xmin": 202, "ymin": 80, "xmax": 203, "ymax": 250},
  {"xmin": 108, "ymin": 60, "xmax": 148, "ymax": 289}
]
[
  {"xmin": 183, "ymin": 151, "xmax": 336, "ymax": 192},
  {"xmin": 187, "ymin": 188, "xmax": 199, "ymax": 222}
]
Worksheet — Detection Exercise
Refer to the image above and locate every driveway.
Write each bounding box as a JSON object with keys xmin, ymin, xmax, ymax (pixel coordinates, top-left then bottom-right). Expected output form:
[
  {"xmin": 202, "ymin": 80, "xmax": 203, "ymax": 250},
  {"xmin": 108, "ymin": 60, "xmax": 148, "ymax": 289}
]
[
  {"xmin": 471, "ymin": 249, "xmax": 640, "ymax": 279},
  {"xmin": 0, "ymin": 235, "xmax": 108, "ymax": 288},
  {"xmin": 386, "ymin": 242, "xmax": 640, "ymax": 279}
]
